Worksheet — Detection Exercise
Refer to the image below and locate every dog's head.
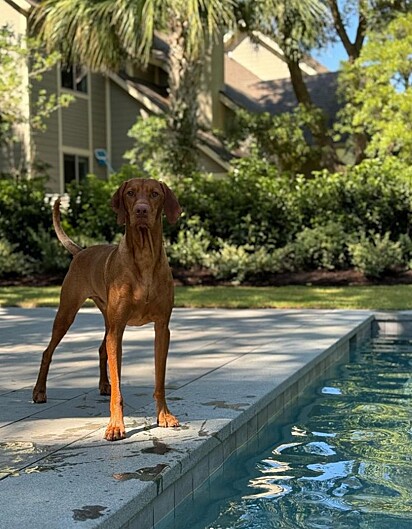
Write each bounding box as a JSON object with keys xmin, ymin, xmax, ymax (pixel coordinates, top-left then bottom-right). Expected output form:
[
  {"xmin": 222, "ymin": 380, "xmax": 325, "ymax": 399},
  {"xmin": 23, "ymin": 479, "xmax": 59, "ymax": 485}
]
[{"xmin": 111, "ymin": 178, "xmax": 181, "ymax": 229}]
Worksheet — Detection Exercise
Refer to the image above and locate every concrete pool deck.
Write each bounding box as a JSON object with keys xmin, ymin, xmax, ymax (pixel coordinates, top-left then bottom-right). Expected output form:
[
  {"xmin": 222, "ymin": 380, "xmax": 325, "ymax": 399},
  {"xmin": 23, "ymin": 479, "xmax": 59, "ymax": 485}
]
[{"xmin": 1, "ymin": 307, "xmax": 406, "ymax": 529}]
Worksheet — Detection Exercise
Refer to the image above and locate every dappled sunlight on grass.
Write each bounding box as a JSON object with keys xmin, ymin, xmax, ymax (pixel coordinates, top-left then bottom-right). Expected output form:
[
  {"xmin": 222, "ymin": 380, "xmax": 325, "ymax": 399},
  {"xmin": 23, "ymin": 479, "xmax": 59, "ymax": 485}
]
[
  {"xmin": 174, "ymin": 285, "xmax": 411, "ymax": 309},
  {"xmin": 0, "ymin": 285, "xmax": 411, "ymax": 310},
  {"xmin": 174, "ymin": 285, "xmax": 412, "ymax": 310}
]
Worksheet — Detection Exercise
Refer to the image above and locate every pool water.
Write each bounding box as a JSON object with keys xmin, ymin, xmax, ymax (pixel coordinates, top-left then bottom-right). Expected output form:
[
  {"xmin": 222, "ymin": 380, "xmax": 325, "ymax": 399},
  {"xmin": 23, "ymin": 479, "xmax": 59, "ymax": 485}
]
[{"xmin": 171, "ymin": 335, "xmax": 412, "ymax": 529}]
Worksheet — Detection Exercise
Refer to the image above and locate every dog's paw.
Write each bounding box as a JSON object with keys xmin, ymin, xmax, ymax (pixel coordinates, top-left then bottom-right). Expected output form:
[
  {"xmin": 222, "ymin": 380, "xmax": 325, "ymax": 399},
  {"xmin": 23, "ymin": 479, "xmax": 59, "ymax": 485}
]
[
  {"xmin": 104, "ymin": 422, "xmax": 126, "ymax": 441},
  {"xmin": 158, "ymin": 412, "xmax": 179, "ymax": 428},
  {"xmin": 33, "ymin": 389, "xmax": 47, "ymax": 403},
  {"xmin": 99, "ymin": 382, "xmax": 111, "ymax": 396}
]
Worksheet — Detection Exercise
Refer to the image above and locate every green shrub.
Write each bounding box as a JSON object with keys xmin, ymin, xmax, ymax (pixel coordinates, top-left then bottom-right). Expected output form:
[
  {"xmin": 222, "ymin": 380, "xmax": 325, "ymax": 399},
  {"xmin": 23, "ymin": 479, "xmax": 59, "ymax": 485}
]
[
  {"xmin": 291, "ymin": 222, "xmax": 354, "ymax": 271},
  {"xmin": 349, "ymin": 232, "xmax": 404, "ymax": 278},
  {"xmin": 28, "ymin": 227, "xmax": 70, "ymax": 273},
  {"xmin": 208, "ymin": 244, "xmax": 296, "ymax": 283},
  {"xmin": 0, "ymin": 238, "xmax": 33, "ymax": 278},
  {"xmin": 166, "ymin": 216, "xmax": 211, "ymax": 269},
  {"xmin": 399, "ymin": 234, "xmax": 412, "ymax": 267},
  {"xmin": 0, "ymin": 176, "xmax": 53, "ymax": 259},
  {"xmin": 65, "ymin": 173, "xmax": 123, "ymax": 243},
  {"xmin": 294, "ymin": 158, "xmax": 412, "ymax": 238},
  {"xmin": 2, "ymin": 155, "xmax": 412, "ymax": 282},
  {"xmin": 209, "ymin": 242, "xmax": 251, "ymax": 283},
  {"xmin": 172, "ymin": 159, "xmax": 298, "ymax": 249}
]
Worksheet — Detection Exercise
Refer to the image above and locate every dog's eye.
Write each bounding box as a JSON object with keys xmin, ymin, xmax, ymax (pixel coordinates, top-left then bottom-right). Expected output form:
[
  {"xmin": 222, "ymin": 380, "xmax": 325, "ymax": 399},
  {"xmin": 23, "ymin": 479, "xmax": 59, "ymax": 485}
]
[
  {"xmin": 151, "ymin": 191, "xmax": 159, "ymax": 198},
  {"xmin": 126, "ymin": 190, "xmax": 135, "ymax": 197}
]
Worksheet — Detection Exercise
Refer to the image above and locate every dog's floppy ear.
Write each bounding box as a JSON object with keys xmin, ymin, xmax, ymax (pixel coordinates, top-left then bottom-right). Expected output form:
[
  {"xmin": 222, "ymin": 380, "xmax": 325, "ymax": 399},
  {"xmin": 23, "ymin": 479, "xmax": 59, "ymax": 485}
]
[
  {"xmin": 111, "ymin": 181, "xmax": 129, "ymax": 225},
  {"xmin": 160, "ymin": 182, "xmax": 182, "ymax": 224}
]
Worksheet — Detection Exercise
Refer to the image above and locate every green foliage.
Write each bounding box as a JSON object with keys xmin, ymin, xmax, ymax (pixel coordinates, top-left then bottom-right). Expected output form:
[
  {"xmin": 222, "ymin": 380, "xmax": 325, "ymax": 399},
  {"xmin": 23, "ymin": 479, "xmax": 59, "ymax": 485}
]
[
  {"xmin": 33, "ymin": 0, "xmax": 235, "ymax": 69},
  {"xmin": 224, "ymin": 106, "xmax": 324, "ymax": 174},
  {"xmin": 125, "ymin": 116, "xmax": 172, "ymax": 179},
  {"xmin": 125, "ymin": 112, "xmax": 201, "ymax": 178},
  {"xmin": 2, "ymin": 154, "xmax": 412, "ymax": 282},
  {"xmin": 0, "ymin": 25, "xmax": 73, "ymax": 175},
  {"xmin": 294, "ymin": 158, "xmax": 412, "ymax": 238},
  {"xmin": 174, "ymin": 158, "xmax": 297, "ymax": 249},
  {"xmin": 65, "ymin": 168, "xmax": 141, "ymax": 243},
  {"xmin": 0, "ymin": 238, "xmax": 33, "ymax": 278},
  {"xmin": 27, "ymin": 227, "xmax": 70, "ymax": 273},
  {"xmin": 349, "ymin": 232, "xmax": 404, "ymax": 278},
  {"xmin": 172, "ymin": 157, "xmax": 412, "ymax": 280},
  {"xmin": 337, "ymin": 13, "xmax": 412, "ymax": 163},
  {"xmin": 237, "ymin": 0, "xmax": 329, "ymax": 60},
  {"xmin": 292, "ymin": 222, "xmax": 353, "ymax": 271},
  {"xmin": 209, "ymin": 242, "xmax": 251, "ymax": 283},
  {"xmin": 166, "ymin": 216, "xmax": 211, "ymax": 269},
  {"xmin": 0, "ymin": 176, "xmax": 53, "ymax": 259}
]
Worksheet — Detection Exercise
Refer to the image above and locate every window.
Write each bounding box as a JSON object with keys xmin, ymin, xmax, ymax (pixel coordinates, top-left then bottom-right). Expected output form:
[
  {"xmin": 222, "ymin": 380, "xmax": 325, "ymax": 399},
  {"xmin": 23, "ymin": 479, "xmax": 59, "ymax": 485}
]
[
  {"xmin": 61, "ymin": 65, "xmax": 88, "ymax": 93},
  {"xmin": 64, "ymin": 154, "xmax": 89, "ymax": 190}
]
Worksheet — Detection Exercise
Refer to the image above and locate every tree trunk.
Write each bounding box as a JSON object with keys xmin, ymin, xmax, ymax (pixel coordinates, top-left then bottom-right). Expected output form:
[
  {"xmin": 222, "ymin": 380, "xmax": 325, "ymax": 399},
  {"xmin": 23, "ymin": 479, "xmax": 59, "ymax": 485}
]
[
  {"xmin": 167, "ymin": 27, "xmax": 201, "ymax": 175},
  {"xmin": 287, "ymin": 59, "xmax": 340, "ymax": 172},
  {"xmin": 326, "ymin": 0, "xmax": 368, "ymax": 162}
]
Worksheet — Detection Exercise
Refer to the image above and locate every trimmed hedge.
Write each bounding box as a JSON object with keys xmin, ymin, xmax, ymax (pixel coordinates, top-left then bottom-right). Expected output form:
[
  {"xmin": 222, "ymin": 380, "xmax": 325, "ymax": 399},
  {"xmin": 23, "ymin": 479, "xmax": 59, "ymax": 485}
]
[{"xmin": 1, "ymin": 157, "xmax": 411, "ymax": 281}]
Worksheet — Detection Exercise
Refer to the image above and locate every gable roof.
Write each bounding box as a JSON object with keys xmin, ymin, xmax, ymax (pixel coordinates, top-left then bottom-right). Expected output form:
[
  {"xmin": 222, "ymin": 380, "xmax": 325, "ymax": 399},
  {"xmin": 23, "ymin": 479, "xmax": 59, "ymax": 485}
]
[{"xmin": 222, "ymin": 56, "xmax": 340, "ymax": 125}]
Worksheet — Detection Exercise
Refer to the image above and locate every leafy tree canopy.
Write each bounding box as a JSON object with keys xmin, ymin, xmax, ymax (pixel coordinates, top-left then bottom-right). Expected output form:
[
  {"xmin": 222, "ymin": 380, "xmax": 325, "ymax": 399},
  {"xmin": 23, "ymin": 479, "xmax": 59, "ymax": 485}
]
[{"xmin": 337, "ymin": 12, "xmax": 412, "ymax": 163}]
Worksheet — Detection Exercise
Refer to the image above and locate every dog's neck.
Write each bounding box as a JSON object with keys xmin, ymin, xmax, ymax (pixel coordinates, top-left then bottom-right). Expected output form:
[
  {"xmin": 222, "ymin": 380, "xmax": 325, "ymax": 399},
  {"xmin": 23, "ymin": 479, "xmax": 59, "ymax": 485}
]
[
  {"xmin": 124, "ymin": 221, "xmax": 163, "ymax": 260},
  {"xmin": 122, "ymin": 222, "xmax": 165, "ymax": 303}
]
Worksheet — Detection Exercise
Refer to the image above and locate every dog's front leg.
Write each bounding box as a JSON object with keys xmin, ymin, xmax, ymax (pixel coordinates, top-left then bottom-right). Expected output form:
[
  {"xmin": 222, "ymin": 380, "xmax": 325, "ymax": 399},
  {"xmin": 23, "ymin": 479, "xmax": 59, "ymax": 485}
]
[
  {"xmin": 154, "ymin": 321, "xmax": 179, "ymax": 427},
  {"xmin": 104, "ymin": 323, "xmax": 126, "ymax": 441}
]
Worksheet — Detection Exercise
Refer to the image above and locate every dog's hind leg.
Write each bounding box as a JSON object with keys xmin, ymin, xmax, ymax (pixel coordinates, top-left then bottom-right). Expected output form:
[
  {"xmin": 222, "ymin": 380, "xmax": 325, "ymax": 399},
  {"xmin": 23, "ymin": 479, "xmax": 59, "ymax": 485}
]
[
  {"xmin": 92, "ymin": 300, "xmax": 111, "ymax": 397},
  {"xmin": 32, "ymin": 283, "xmax": 87, "ymax": 403},
  {"xmin": 98, "ymin": 333, "xmax": 111, "ymax": 396}
]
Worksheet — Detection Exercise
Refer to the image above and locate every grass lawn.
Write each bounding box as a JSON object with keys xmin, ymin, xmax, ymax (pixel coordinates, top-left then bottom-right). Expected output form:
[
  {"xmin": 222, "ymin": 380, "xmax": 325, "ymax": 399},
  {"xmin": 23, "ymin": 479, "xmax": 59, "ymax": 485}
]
[{"xmin": 1, "ymin": 284, "xmax": 412, "ymax": 310}]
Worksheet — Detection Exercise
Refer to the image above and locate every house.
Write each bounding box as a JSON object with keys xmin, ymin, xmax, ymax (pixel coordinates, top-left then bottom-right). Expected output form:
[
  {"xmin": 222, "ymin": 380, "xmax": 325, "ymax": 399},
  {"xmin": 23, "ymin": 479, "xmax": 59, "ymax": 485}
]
[
  {"xmin": 0, "ymin": 1, "xmax": 338, "ymax": 193},
  {"xmin": 0, "ymin": 0, "xmax": 231, "ymax": 191},
  {"xmin": 220, "ymin": 31, "xmax": 339, "ymax": 128}
]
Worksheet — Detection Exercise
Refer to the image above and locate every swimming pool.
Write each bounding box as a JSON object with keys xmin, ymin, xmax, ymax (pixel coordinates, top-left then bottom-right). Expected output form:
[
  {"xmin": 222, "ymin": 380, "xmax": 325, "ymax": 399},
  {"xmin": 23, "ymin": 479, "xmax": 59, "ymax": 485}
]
[{"xmin": 167, "ymin": 334, "xmax": 412, "ymax": 529}]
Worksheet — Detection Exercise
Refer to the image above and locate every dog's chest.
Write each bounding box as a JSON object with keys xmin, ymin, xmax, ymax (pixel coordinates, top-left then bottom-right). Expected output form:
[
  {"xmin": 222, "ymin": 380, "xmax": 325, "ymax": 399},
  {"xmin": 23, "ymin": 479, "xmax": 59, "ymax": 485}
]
[{"xmin": 125, "ymin": 276, "xmax": 173, "ymax": 326}]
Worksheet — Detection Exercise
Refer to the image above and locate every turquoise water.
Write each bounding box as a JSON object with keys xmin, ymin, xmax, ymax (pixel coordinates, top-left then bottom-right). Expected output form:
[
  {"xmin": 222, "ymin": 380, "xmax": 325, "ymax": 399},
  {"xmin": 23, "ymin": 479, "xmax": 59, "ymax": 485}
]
[{"xmin": 172, "ymin": 335, "xmax": 412, "ymax": 529}]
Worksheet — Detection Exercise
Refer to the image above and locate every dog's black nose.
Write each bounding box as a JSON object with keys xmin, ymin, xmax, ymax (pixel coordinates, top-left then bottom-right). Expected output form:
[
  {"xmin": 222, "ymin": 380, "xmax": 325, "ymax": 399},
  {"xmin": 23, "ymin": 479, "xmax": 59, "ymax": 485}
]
[{"xmin": 135, "ymin": 203, "xmax": 149, "ymax": 217}]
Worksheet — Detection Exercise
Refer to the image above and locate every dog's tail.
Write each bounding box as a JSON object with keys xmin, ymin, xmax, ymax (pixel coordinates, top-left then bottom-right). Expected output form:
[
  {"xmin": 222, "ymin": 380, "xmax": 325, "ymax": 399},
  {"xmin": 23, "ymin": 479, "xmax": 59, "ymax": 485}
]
[{"xmin": 53, "ymin": 197, "xmax": 83, "ymax": 256}]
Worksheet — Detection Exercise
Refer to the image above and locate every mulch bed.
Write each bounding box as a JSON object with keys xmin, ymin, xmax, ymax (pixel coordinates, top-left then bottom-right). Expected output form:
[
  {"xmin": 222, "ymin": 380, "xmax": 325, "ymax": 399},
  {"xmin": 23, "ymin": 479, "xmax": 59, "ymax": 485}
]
[
  {"xmin": 173, "ymin": 268, "xmax": 412, "ymax": 287},
  {"xmin": 3, "ymin": 268, "xmax": 412, "ymax": 288}
]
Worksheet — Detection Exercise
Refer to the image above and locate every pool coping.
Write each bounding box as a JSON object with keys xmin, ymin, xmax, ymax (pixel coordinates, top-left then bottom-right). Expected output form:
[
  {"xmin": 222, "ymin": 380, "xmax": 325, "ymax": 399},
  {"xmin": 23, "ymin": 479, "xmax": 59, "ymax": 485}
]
[{"xmin": 2, "ymin": 309, "xmax": 411, "ymax": 529}]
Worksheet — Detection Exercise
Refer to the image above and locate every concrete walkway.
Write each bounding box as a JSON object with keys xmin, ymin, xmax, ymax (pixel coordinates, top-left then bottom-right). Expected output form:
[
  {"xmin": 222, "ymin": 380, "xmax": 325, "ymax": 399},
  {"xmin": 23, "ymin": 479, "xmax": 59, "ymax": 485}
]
[{"xmin": 0, "ymin": 307, "xmax": 374, "ymax": 529}]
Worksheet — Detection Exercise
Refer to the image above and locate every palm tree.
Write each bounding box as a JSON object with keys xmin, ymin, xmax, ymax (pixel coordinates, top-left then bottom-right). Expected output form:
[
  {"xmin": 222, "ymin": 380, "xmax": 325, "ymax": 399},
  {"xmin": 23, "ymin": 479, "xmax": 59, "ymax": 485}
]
[{"xmin": 31, "ymin": 0, "xmax": 236, "ymax": 174}]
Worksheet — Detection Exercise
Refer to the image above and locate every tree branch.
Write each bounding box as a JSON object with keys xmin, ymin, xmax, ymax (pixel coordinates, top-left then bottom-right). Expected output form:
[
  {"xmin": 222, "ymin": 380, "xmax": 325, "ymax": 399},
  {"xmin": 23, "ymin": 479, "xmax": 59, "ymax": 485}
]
[
  {"xmin": 353, "ymin": 12, "xmax": 367, "ymax": 55},
  {"xmin": 326, "ymin": 0, "xmax": 357, "ymax": 60}
]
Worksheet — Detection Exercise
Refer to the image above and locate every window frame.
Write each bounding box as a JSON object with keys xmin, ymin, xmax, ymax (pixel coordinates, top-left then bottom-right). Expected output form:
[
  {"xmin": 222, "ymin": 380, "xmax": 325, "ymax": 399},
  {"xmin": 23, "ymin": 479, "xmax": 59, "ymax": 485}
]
[
  {"xmin": 60, "ymin": 64, "xmax": 89, "ymax": 95},
  {"xmin": 63, "ymin": 152, "xmax": 90, "ymax": 191}
]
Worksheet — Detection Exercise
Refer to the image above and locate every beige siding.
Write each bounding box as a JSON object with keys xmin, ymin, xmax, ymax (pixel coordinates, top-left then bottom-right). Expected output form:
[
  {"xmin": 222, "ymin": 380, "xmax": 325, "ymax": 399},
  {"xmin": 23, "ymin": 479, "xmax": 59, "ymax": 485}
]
[
  {"xmin": 61, "ymin": 96, "xmax": 89, "ymax": 149},
  {"xmin": 229, "ymin": 37, "xmax": 290, "ymax": 81},
  {"xmin": 198, "ymin": 152, "xmax": 227, "ymax": 174},
  {"xmin": 0, "ymin": 0, "xmax": 27, "ymax": 33},
  {"xmin": 31, "ymin": 67, "xmax": 60, "ymax": 190},
  {"xmin": 90, "ymin": 74, "xmax": 107, "ymax": 178},
  {"xmin": 198, "ymin": 34, "xmax": 225, "ymax": 130},
  {"xmin": 110, "ymin": 81, "xmax": 143, "ymax": 171}
]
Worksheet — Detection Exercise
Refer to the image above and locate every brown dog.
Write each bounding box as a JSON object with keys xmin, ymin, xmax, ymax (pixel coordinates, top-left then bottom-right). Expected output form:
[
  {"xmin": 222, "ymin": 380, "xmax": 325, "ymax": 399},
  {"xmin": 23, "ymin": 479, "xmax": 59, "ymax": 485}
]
[{"xmin": 33, "ymin": 178, "xmax": 182, "ymax": 441}]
